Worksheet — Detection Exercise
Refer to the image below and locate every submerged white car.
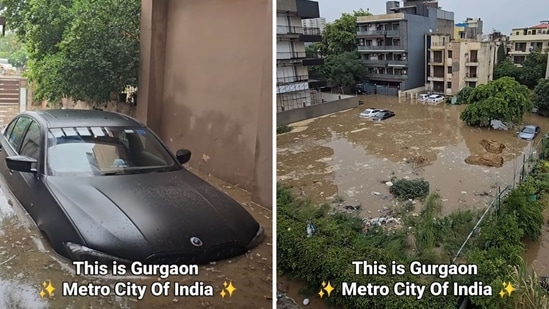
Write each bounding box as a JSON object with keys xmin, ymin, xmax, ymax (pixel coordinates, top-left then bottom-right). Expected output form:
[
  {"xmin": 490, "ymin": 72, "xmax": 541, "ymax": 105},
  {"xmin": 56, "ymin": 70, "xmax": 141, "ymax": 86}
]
[
  {"xmin": 359, "ymin": 108, "xmax": 382, "ymax": 118},
  {"xmin": 427, "ymin": 94, "xmax": 445, "ymax": 104}
]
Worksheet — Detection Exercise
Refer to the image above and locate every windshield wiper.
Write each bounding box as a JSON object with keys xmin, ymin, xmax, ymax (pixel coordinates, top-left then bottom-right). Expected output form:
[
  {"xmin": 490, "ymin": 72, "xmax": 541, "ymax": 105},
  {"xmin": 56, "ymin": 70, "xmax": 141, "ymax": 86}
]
[{"xmin": 100, "ymin": 171, "xmax": 126, "ymax": 176}]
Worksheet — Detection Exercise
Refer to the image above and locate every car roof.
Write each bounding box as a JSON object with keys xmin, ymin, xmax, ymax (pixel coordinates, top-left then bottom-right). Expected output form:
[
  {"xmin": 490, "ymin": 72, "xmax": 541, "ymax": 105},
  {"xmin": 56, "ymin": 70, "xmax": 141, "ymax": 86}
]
[{"xmin": 21, "ymin": 110, "xmax": 145, "ymax": 128}]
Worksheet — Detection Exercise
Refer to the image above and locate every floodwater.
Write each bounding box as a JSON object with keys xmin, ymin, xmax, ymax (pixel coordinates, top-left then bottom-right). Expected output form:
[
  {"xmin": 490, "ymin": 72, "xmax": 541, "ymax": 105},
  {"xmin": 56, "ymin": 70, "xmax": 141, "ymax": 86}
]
[
  {"xmin": 278, "ymin": 95, "xmax": 547, "ymax": 216},
  {"xmin": 277, "ymin": 95, "xmax": 549, "ymax": 280},
  {"xmin": 0, "ymin": 168, "xmax": 272, "ymax": 309}
]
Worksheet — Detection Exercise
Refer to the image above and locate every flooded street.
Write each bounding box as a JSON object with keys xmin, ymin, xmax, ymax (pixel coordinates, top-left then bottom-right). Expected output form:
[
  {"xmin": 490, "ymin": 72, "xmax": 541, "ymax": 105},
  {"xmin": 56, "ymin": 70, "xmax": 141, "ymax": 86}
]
[
  {"xmin": 277, "ymin": 95, "xmax": 549, "ymax": 281},
  {"xmin": 278, "ymin": 95, "xmax": 548, "ymax": 216},
  {"xmin": 0, "ymin": 168, "xmax": 272, "ymax": 309}
]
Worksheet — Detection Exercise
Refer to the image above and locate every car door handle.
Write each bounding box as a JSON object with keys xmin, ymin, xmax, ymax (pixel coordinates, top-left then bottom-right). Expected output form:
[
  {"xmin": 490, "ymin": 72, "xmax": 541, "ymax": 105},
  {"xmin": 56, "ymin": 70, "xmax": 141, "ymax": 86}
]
[{"xmin": 8, "ymin": 169, "xmax": 13, "ymax": 175}]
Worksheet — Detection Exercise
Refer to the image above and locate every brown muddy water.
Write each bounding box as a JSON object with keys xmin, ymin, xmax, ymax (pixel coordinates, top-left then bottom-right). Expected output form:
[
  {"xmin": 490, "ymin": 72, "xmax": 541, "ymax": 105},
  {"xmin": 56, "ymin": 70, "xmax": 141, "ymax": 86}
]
[
  {"xmin": 277, "ymin": 95, "xmax": 549, "ymax": 283},
  {"xmin": 0, "ymin": 167, "xmax": 272, "ymax": 309}
]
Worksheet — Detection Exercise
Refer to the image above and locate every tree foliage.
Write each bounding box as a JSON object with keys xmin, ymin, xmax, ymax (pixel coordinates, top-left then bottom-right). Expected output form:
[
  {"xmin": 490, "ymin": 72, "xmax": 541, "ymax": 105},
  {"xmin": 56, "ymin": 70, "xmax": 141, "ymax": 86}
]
[
  {"xmin": 493, "ymin": 50, "xmax": 548, "ymax": 89},
  {"xmin": 496, "ymin": 44, "xmax": 506, "ymax": 64},
  {"xmin": 0, "ymin": 0, "xmax": 140, "ymax": 105},
  {"xmin": 455, "ymin": 86, "xmax": 474, "ymax": 104},
  {"xmin": 533, "ymin": 79, "xmax": 549, "ymax": 116},
  {"xmin": 460, "ymin": 77, "xmax": 533, "ymax": 127},
  {"xmin": 309, "ymin": 9, "xmax": 371, "ymax": 89},
  {"xmin": 493, "ymin": 60, "xmax": 520, "ymax": 81}
]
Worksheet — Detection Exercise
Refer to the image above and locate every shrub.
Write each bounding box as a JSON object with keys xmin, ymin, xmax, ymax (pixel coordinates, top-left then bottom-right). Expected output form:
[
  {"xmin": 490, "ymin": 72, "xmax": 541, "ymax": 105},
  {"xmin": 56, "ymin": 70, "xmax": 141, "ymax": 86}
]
[
  {"xmin": 389, "ymin": 178, "xmax": 429, "ymax": 200},
  {"xmin": 277, "ymin": 125, "xmax": 293, "ymax": 134}
]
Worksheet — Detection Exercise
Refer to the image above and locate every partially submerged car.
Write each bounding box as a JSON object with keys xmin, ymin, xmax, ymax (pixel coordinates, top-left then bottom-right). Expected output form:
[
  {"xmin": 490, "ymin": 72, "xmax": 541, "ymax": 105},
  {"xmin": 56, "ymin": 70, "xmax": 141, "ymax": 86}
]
[
  {"xmin": 427, "ymin": 94, "xmax": 445, "ymax": 104},
  {"xmin": 0, "ymin": 110, "xmax": 264, "ymax": 265},
  {"xmin": 518, "ymin": 124, "xmax": 540, "ymax": 140},
  {"xmin": 372, "ymin": 110, "xmax": 395, "ymax": 121},
  {"xmin": 359, "ymin": 108, "xmax": 382, "ymax": 118}
]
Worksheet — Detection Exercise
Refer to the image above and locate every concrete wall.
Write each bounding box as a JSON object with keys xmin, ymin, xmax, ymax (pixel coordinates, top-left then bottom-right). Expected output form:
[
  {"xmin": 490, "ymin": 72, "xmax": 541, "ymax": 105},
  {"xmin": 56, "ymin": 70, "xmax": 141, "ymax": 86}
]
[
  {"xmin": 406, "ymin": 14, "xmax": 433, "ymax": 90},
  {"xmin": 0, "ymin": 104, "xmax": 20, "ymax": 128},
  {"xmin": 138, "ymin": 0, "xmax": 273, "ymax": 208},
  {"xmin": 321, "ymin": 93, "xmax": 355, "ymax": 102},
  {"xmin": 277, "ymin": 96, "xmax": 361, "ymax": 126}
]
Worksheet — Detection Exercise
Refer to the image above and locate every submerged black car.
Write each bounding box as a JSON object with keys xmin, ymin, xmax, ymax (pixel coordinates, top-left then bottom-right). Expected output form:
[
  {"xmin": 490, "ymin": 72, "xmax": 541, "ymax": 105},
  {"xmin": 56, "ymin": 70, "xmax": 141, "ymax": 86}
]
[
  {"xmin": 0, "ymin": 110, "xmax": 264, "ymax": 264},
  {"xmin": 372, "ymin": 110, "xmax": 395, "ymax": 121}
]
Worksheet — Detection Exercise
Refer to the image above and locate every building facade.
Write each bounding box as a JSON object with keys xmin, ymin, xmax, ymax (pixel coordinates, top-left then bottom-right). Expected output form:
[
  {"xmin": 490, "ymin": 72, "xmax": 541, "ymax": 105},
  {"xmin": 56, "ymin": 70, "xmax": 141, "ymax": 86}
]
[
  {"xmin": 138, "ymin": 0, "xmax": 272, "ymax": 208},
  {"xmin": 356, "ymin": 1, "xmax": 454, "ymax": 93},
  {"xmin": 301, "ymin": 17, "xmax": 326, "ymax": 33},
  {"xmin": 427, "ymin": 34, "xmax": 495, "ymax": 95},
  {"xmin": 276, "ymin": 0, "xmax": 324, "ymax": 112},
  {"xmin": 454, "ymin": 18, "xmax": 483, "ymax": 41},
  {"xmin": 509, "ymin": 21, "xmax": 549, "ymax": 66}
]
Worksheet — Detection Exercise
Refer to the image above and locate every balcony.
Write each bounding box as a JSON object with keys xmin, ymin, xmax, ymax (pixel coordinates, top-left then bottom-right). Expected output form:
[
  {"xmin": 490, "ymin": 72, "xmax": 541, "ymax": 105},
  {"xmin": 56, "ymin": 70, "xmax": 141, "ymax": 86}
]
[
  {"xmin": 277, "ymin": 25, "xmax": 322, "ymax": 42},
  {"xmin": 301, "ymin": 27, "xmax": 322, "ymax": 42},
  {"xmin": 277, "ymin": 51, "xmax": 309, "ymax": 60},
  {"xmin": 365, "ymin": 73, "xmax": 408, "ymax": 81},
  {"xmin": 387, "ymin": 60, "xmax": 407, "ymax": 66},
  {"xmin": 464, "ymin": 73, "xmax": 478, "ymax": 81},
  {"xmin": 465, "ymin": 58, "xmax": 479, "ymax": 66},
  {"xmin": 386, "ymin": 30, "xmax": 400, "ymax": 37},
  {"xmin": 362, "ymin": 59, "xmax": 388, "ymax": 66},
  {"xmin": 277, "ymin": 75, "xmax": 310, "ymax": 85},
  {"xmin": 357, "ymin": 30, "xmax": 387, "ymax": 37},
  {"xmin": 429, "ymin": 59, "xmax": 444, "ymax": 65},
  {"xmin": 358, "ymin": 45, "xmax": 406, "ymax": 52},
  {"xmin": 430, "ymin": 42, "xmax": 447, "ymax": 50},
  {"xmin": 427, "ymin": 76, "xmax": 445, "ymax": 82}
]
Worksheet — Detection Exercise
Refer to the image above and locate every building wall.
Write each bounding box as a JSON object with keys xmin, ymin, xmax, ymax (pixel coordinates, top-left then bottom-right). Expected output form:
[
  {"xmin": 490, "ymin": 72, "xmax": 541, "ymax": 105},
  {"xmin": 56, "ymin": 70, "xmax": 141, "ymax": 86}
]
[
  {"xmin": 405, "ymin": 14, "xmax": 433, "ymax": 90},
  {"xmin": 138, "ymin": 0, "xmax": 272, "ymax": 208}
]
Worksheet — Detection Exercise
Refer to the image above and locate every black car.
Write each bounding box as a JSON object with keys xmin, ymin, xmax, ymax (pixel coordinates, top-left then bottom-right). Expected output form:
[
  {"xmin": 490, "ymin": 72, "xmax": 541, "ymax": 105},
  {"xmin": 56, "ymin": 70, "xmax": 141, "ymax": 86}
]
[
  {"xmin": 372, "ymin": 110, "xmax": 395, "ymax": 121},
  {"xmin": 0, "ymin": 110, "xmax": 264, "ymax": 265}
]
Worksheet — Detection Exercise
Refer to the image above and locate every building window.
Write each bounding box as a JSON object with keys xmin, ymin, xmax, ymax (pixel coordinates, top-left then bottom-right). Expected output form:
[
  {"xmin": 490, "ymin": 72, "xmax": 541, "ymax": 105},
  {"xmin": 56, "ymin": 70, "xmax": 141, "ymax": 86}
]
[
  {"xmin": 448, "ymin": 66, "xmax": 452, "ymax": 73},
  {"xmin": 448, "ymin": 50, "xmax": 452, "ymax": 58},
  {"xmin": 447, "ymin": 82, "xmax": 452, "ymax": 89}
]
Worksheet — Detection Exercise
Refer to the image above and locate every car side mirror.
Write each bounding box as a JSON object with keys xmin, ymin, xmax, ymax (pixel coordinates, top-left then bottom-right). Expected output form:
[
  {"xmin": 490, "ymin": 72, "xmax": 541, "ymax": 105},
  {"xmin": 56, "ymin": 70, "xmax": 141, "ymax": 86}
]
[
  {"xmin": 6, "ymin": 155, "xmax": 37, "ymax": 173},
  {"xmin": 175, "ymin": 149, "xmax": 191, "ymax": 164}
]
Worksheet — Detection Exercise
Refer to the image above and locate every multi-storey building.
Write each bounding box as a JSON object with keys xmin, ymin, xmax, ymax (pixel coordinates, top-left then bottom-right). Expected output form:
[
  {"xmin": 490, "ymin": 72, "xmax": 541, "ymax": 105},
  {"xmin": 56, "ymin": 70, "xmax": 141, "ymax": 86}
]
[
  {"xmin": 301, "ymin": 17, "xmax": 326, "ymax": 33},
  {"xmin": 356, "ymin": 0, "xmax": 454, "ymax": 94},
  {"xmin": 427, "ymin": 34, "xmax": 495, "ymax": 95},
  {"xmin": 276, "ymin": 0, "xmax": 324, "ymax": 112},
  {"xmin": 509, "ymin": 21, "xmax": 549, "ymax": 66},
  {"xmin": 454, "ymin": 18, "xmax": 483, "ymax": 41}
]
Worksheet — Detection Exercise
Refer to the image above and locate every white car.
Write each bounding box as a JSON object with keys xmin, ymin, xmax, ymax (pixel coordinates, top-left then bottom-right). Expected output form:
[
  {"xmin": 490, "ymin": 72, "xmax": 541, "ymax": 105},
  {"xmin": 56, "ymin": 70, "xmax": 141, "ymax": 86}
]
[
  {"xmin": 359, "ymin": 108, "xmax": 382, "ymax": 118},
  {"xmin": 427, "ymin": 94, "xmax": 445, "ymax": 104}
]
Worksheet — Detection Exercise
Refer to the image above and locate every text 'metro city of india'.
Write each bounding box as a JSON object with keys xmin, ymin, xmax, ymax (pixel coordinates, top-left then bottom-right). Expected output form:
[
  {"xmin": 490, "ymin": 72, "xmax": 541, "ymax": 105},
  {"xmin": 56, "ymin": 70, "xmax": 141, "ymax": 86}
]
[
  {"xmin": 61, "ymin": 261, "xmax": 215, "ymax": 300},
  {"xmin": 339, "ymin": 260, "xmax": 494, "ymax": 299}
]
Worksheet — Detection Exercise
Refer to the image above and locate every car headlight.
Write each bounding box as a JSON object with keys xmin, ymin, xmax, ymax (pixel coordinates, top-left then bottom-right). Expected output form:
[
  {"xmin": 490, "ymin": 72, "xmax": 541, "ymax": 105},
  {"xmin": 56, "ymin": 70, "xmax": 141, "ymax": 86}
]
[
  {"xmin": 64, "ymin": 242, "xmax": 133, "ymax": 265},
  {"xmin": 247, "ymin": 225, "xmax": 265, "ymax": 250}
]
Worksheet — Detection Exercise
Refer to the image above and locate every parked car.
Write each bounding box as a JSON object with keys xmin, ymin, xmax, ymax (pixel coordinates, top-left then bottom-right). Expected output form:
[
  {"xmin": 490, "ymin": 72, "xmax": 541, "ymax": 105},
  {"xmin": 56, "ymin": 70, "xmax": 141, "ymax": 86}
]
[
  {"xmin": 418, "ymin": 94, "xmax": 429, "ymax": 102},
  {"xmin": 427, "ymin": 94, "xmax": 445, "ymax": 104},
  {"xmin": 372, "ymin": 110, "xmax": 395, "ymax": 121},
  {"xmin": 518, "ymin": 124, "xmax": 540, "ymax": 140},
  {"xmin": 0, "ymin": 110, "xmax": 264, "ymax": 265},
  {"xmin": 359, "ymin": 108, "xmax": 382, "ymax": 118}
]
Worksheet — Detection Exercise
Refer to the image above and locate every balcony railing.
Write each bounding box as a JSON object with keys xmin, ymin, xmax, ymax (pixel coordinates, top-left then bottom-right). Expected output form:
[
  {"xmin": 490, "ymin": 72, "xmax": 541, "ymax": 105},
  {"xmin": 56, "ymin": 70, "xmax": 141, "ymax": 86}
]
[
  {"xmin": 386, "ymin": 30, "xmax": 400, "ymax": 36},
  {"xmin": 362, "ymin": 59, "xmax": 388, "ymax": 65},
  {"xmin": 277, "ymin": 25, "xmax": 321, "ymax": 36},
  {"xmin": 277, "ymin": 75, "xmax": 310, "ymax": 84},
  {"xmin": 277, "ymin": 51, "xmax": 321, "ymax": 60},
  {"xmin": 365, "ymin": 73, "xmax": 408, "ymax": 80},
  {"xmin": 358, "ymin": 45, "xmax": 404, "ymax": 51},
  {"xmin": 387, "ymin": 60, "xmax": 407, "ymax": 65},
  {"xmin": 357, "ymin": 30, "xmax": 386, "ymax": 36}
]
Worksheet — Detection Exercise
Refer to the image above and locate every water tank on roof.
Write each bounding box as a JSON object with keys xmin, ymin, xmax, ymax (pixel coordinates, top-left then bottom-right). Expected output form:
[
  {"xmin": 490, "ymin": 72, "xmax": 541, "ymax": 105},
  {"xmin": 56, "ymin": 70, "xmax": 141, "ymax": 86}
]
[{"xmin": 386, "ymin": 1, "xmax": 400, "ymax": 13}]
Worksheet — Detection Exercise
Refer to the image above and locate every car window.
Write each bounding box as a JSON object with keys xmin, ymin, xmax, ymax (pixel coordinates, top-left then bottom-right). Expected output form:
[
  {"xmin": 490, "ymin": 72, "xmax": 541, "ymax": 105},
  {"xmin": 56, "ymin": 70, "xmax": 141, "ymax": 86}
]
[
  {"xmin": 19, "ymin": 121, "xmax": 41, "ymax": 160},
  {"xmin": 3, "ymin": 118, "xmax": 17, "ymax": 138},
  {"xmin": 8, "ymin": 117, "xmax": 32, "ymax": 151},
  {"xmin": 46, "ymin": 126, "xmax": 178, "ymax": 176}
]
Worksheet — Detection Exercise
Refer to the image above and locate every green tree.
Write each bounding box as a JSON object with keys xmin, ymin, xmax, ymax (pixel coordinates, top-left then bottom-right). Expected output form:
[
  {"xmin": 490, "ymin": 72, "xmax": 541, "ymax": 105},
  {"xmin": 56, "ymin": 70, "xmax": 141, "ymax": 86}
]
[
  {"xmin": 319, "ymin": 9, "xmax": 371, "ymax": 55},
  {"xmin": 460, "ymin": 77, "xmax": 533, "ymax": 126},
  {"xmin": 496, "ymin": 44, "xmax": 506, "ymax": 64},
  {"xmin": 321, "ymin": 51, "xmax": 366, "ymax": 92},
  {"xmin": 519, "ymin": 49, "xmax": 548, "ymax": 88},
  {"xmin": 0, "ymin": 0, "xmax": 140, "ymax": 105},
  {"xmin": 493, "ymin": 59, "xmax": 521, "ymax": 80},
  {"xmin": 533, "ymin": 79, "xmax": 549, "ymax": 116}
]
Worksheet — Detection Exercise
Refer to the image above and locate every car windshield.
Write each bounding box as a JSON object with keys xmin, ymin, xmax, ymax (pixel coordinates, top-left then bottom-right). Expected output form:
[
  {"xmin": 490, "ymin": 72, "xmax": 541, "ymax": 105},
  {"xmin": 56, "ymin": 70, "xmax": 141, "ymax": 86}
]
[
  {"xmin": 522, "ymin": 127, "xmax": 535, "ymax": 134},
  {"xmin": 47, "ymin": 126, "xmax": 179, "ymax": 176}
]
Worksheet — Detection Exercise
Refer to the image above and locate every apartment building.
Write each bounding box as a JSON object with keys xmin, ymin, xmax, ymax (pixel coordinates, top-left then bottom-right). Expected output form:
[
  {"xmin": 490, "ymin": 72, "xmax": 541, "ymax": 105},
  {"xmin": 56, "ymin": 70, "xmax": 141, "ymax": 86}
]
[
  {"xmin": 276, "ymin": 0, "xmax": 324, "ymax": 112},
  {"xmin": 454, "ymin": 17, "xmax": 483, "ymax": 41},
  {"xmin": 356, "ymin": 1, "xmax": 454, "ymax": 94},
  {"xmin": 302, "ymin": 17, "xmax": 326, "ymax": 33},
  {"xmin": 509, "ymin": 21, "xmax": 549, "ymax": 66},
  {"xmin": 427, "ymin": 34, "xmax": 495, "ymax": 95}
]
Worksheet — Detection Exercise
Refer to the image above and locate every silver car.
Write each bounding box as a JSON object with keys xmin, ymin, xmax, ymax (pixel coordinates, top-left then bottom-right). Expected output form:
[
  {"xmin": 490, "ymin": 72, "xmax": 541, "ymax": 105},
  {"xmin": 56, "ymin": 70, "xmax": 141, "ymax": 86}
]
[{"xmin": 518, "ymin": 125, "xmax": 540, "ymax": 140}]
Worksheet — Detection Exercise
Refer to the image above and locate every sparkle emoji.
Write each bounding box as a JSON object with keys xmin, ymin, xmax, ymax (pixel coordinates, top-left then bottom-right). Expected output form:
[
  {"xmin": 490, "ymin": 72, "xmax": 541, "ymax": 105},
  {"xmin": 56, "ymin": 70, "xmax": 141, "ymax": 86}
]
[
  {"xmin": 40, "ymin": 280, "xmax": 55, "ymax": 298},
  {"xmin": 318, "ymin": 281, "xmax": 335, "ymax": 298}
]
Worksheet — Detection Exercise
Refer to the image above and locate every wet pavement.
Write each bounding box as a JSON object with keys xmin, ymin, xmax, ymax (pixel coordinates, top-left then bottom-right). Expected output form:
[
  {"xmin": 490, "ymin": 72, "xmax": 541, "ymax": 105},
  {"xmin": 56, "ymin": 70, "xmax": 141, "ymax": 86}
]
[
  {"xmin": 277, "ymin": 95, "xmax": 549, "ymax": 217},
  {"xmin": 0, "ymin": 168, "xmax": 272, "ymax": 309}
]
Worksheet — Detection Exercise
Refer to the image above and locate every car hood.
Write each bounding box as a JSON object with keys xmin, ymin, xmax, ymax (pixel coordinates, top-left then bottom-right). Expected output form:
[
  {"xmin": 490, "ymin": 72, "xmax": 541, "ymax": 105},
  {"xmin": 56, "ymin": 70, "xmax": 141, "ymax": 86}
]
[
  {"xmin": 519, "ymin": 132, "xmax": 534, "ymax": 139},
  {"xmin": 45, "ymin": 170, "xmax": 260, "ymax": 260}
]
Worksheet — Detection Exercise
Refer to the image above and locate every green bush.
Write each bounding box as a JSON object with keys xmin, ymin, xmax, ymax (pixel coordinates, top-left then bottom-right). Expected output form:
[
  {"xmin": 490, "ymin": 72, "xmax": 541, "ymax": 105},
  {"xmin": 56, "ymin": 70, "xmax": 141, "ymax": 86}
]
[
  {"xmin": 455, "ymin": 86, "xmax": 474, "ymax": 104},
  {"xmin": 277, "ymin": 125, "xmax": 293, "ymax": 134},
  {"xmin": 389, "ymin": 178, "xmax": 429, "ymax": 200}
]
